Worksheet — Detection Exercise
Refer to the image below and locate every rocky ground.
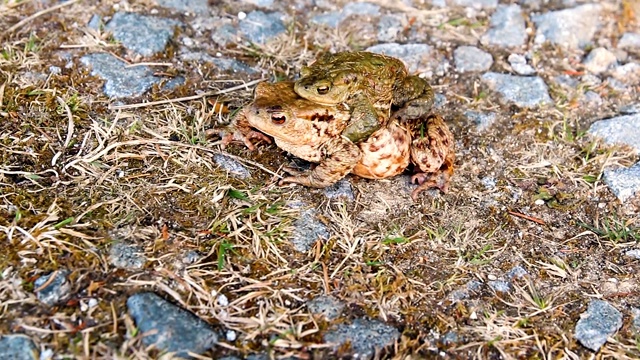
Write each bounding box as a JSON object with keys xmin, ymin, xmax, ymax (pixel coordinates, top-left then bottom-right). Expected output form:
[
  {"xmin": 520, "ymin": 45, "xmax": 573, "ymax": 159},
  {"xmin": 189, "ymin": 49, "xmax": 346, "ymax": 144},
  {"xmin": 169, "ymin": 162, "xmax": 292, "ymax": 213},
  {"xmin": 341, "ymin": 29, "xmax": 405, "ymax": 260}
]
[{"xmin": 1, "ymin": 0, "xmax": 640, "ymax": 359}]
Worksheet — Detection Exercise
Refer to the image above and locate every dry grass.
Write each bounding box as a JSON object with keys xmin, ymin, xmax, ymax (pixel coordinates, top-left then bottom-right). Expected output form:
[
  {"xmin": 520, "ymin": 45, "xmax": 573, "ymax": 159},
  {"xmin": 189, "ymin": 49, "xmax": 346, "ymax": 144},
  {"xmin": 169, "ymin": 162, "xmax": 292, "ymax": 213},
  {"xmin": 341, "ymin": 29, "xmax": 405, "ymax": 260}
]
[{"xmin": 1, "ymin": 0, "xmax": 640, "ymax": 359}]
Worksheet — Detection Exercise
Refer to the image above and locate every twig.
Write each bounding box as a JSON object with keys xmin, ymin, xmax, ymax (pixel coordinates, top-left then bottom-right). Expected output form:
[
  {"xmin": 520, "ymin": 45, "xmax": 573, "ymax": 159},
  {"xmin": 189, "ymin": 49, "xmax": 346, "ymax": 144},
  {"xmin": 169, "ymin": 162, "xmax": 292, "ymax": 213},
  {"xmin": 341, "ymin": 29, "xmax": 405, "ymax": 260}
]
[
  {"xmin": 507, "ymin": 210, "xmax": 546, "ymax": 225},
  {"xmin": 5, "ymin": 0, "xmax": 80, "ymax": 35},
  {"xmin": 108, "ymin": 78, "xmax": 265, "ymax": 110}
]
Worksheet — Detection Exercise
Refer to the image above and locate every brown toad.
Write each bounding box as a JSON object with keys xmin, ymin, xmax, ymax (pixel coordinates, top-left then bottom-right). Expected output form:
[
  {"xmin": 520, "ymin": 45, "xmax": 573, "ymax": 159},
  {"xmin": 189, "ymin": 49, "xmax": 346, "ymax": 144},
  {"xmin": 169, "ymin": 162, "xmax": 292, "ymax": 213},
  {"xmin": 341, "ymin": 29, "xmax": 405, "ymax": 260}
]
[{"xmin": 294, "ymin": 51, "xmax": 435, "ymax": 143}]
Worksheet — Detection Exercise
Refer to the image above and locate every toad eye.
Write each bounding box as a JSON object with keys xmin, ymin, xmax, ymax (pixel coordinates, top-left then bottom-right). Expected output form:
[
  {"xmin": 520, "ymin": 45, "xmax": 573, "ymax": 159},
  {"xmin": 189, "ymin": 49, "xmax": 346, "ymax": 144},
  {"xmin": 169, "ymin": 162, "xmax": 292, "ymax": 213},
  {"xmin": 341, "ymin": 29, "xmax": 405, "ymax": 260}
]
[
  {"xmin": 271, "ymin": 114, "xmax": 286, "ymax": 125},
  {"xmin": 317, "ymin": 86, "xmax": 330, "ymax": 95}
]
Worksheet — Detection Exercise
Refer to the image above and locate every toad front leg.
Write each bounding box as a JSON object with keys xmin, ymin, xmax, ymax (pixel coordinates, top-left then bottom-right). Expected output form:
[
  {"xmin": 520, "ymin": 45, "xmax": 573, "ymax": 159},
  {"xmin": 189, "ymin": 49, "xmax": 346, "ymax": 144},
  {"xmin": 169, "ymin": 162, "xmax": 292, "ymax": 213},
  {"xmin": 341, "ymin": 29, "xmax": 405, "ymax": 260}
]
[
  {"xmin": 279, "ymin": 137, "xmax": 361, "ymax": 188},
  {"xmin": 341, "ymin": 93, "xmax": 383, "ymax": 144},
  {"xmin": 207, "ymin": 109, "xmax": 272, "ymax": 150},
  {"xmin": 393, "ymin": 76, "xmax": 435, "ymax": 121}
]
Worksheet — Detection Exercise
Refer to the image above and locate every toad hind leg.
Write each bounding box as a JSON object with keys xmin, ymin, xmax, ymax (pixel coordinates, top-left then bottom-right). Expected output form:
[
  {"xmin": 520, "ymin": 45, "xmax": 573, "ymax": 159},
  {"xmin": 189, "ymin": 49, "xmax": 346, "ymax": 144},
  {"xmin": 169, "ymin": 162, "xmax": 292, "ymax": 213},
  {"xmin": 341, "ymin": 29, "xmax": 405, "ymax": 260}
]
[
  {"xmin": 394, "ymin": 76, "xmax": 435, "ymax": 121},
  {"xmin": 409, "ymin": 114, "xmax": 455, "ymax": 200},
  {"xmin": 279, "ymin": 137, "xmax": 361, "ymax": 188}
]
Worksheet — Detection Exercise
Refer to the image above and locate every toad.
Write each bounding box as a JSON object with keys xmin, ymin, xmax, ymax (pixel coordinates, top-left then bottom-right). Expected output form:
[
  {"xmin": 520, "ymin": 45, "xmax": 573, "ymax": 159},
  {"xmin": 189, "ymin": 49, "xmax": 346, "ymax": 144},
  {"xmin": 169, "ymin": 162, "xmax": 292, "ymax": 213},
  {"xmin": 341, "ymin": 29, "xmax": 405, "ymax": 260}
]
[{"xmin": 294, "ymin": 51, "xmax": 435, "ymax": 144}]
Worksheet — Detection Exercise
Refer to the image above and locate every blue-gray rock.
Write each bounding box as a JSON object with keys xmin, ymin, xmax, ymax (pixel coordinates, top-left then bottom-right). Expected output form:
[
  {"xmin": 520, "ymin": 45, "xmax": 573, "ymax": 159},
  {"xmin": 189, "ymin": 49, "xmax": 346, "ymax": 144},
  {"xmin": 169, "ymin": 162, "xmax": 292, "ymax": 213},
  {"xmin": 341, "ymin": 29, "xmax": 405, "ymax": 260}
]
[
  {"xmin": 610, "ymin": 63, "xmax": 640, "ymax": 85},
  {"xmin": 481, "ymin": 176, "xmax": 496, "ymax": 189},
  {"xmin": 213, "ymin": 154, "xmax": 251, "ymax": 179},
  {"xmin": 506, "ymin": 265, "xmax": 528, "ymax": 279},
  {"xmin": 451, "ymin": 0, "xmax": 497, "ymax": 9},
  {"xmin": 449, "ymin": 280, "xmax": 483, "ymax": 301},
  {"xmin": 157, "ymin": 0, "xmax": 209, "ymax": 14},
  {"xmin": 324, "ymin": 318, "xmax": 400, "ymax": 358},
  {"xmin": 626, "ymin": 249, "xmax": 640, "ymax": 259},
  {"xmin": 454, "ymin": 46, "xmax": 493, "ymax": 73},
  {"xmin": 632, "ymin": 308, "xmax": 640, "ymax": 332},
  {"xmin": 162, "ymin": 76, "xmax": 185, "ymax": 91},
  {"xmin": 581, "ymin": 91, "xmax": 602, "ymax": 107},
  {"xmin": 554, "ymin": 74, "xmax": 579, "ymax": 89},
  {"xmin": 481, "ymin": 4, "xmax": 527, "ymax": 48},
  {"xmin": 618, "ymin": 32, "xmax": 640, "ymax": 51},
  {"xmin": 464, "ymin": 110, "xmax": 497, "ymax": 131},
  {"xmin": 34, "ymin": 270, "xmax": 70, "ymax": 306},
  {"xmin": 588, "ymin": 113, "xmax": 640, "ymax": 154},
  {"xmin": 49, "ymin": 66, "xmax": 61, "ymax": 75},
  {"xmin": 583, "ymin": 48, "xmax": 618, "ymax": 74},
  {"xmin": 307, "ymin": 295, "xmax": 345, "ymax": 320},
  {"xmin": 606, "ymin": 77, "xmax": 628, "ymax": 91},
  {"xmin": 441, "ymin": 331, "xmax": 460, "ymax": 345},
  {"xmin": 127, "ymin": 292, "xmax": 218, "ymax": 358},
  {"xmin": 574, "ymin": 300, "xmax": 622, "ymax": 352},
  {"xmin": 488, "ymin": 280, "xmax": 511, "ymax": 292},
  {"xmin": 212, "ymin": 58, "xmax": 258, "ymax": 74},
  {"xmin": 620, "ymin": 103, "xmax": 640, "ymax": 114},
  {"xmin": 211, "ymin": 23, "xmax": 239, "ymax": 47},
  {"xmin": 508, "ymin": 53, "xmax": 535, "ymax": 75},
  {"xmin": 87, "ymin": 14, "xmax": 102, "ymax": 30},
  {"xmin": 434, "ymin": 93, "xmax": 446, "ymax": 108},
  {"xmin": 243, "ymin": 0, "xmax": 275, "ymax": 7},
  {"xmin": 481, "ymin": 73, "xmax": 552, "ymax": 108},
  {"xmin": 366, "ymin": 43, "xmax": 433, "ymax": 73},
  {"xmin": 105, "ymin": 12, "xmax": 182, "ymax": 57},
  {"xmin": 80, "ymin": 53, "xmax": 162, "ymax": 98},
  {"xmin": 291, "ymin": 208, "xmax": 330, "ymax": 252},
  {"xmin": 0, "ymin": 335, "xmax": 38, "ymax": 360},
  {"xmin": 603, "ymin": 162, "xmax": 640, "ymax": 202},
  {"xmin": 532, "ymin": 4, "xmax": 602, "ymax": 49},
  {"xmin": 109, "ymin": 242, "xmax": 146, "ymax": 269},
  {"xmin": 311, "ymin": 2, "xmax": 380, "ymax": 27},
  {"xmin": 239, "ymin": 11, "xmax": 286, "ymax": 45},
  {"xmin": 378, "ymin": 14, "xmax": 405, "ymax": 43},
  {"xmin": 324, "ymin": 179, "xmax": 355, "ymax": 200}
]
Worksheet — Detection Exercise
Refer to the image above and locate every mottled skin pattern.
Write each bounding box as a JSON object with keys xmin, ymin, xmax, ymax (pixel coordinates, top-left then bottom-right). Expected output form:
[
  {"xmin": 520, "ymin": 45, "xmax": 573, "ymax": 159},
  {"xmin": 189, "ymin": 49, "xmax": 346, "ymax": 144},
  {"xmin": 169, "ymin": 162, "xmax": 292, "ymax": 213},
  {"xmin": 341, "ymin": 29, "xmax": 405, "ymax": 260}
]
[
  {"xmin": 406, "ymin": 114, "xmax": 455, "ymax": 200},
  {"xmin": 294, "ymin": 51, "xmax": 435, "ymax": 143},
  {"xmin": 213, "ymin": 81, "xmax": 453, "ymax": 198}
]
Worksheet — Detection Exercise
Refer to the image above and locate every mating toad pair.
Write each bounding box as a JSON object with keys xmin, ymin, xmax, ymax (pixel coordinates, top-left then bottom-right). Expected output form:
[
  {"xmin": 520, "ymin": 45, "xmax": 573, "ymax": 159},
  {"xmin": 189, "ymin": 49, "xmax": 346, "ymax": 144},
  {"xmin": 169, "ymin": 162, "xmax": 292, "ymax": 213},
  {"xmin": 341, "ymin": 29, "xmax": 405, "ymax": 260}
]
[{"xmin": 216, "ymin": 51, "xmax": 455, "ymax": 200}]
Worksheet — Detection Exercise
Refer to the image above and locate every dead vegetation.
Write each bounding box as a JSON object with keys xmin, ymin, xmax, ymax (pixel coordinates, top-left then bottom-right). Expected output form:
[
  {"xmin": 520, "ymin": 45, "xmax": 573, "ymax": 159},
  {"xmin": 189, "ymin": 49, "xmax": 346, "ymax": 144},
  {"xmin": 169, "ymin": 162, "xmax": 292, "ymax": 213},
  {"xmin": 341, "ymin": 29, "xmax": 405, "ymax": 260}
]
[{"xmin": 1, "ymin": 0, "xmax": 640, "ymax": 359}]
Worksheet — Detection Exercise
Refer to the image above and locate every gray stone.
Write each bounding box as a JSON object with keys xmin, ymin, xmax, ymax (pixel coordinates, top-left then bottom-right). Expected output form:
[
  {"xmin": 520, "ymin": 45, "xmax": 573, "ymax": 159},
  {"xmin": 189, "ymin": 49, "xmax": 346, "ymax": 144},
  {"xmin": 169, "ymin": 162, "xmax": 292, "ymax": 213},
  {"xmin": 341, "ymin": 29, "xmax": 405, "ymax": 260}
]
[
  {"xmin": 464, "ymin": 110, "xmax": 497, "ymax": 131},
  {"xmin": 580, "ymin": 74, "xmax": 602, "ymax": 87},
  {"xmin": 49, "ymin": 66, "xmax": 61, "ymax": 75},
  {"xmin": 583, "ymin": 48, "xmax": 618, "ymax": 74},
  {"xmin": 211, "ymin": 23, "xmax": 239, "ymax": 47},
  {"xmin": 620, "ymin": 103, "xmax": 640, "ymax": 114},
  {"xmin": 451, "ymin": 0, "xmax": 497, "ymax": 9},
  {"xmin": 507, "ymin": 265, "xmax": 528, "ymax": 279},
  {"xmin": 157, "ymin": 0, "xmax": 209, "ymax": 14},
  {"xmin": 307, "ymin": 295, "xmax": 345, "ymax": 320},
  {"xmin": 481, "ymin": 73, "xmax": 552, "ymax": 108},
  {"xmin": 81, "ymin": 53, "xmax": 162, "ymax": 98},
  {"xmin": 603, "ymin": 162, "xmax": 640, "ymax": 202},
  {"xmin": 482, "ymin": 4, "xmax": 527, "ymax": 48},
  {"xmin": 162, "ymin": 76, "xmax": 185, "ymax": 91},
  {"xmin": 181, "ymin": 250, "xmax": 202, "ymax": 265},
  {"xmin": 574, "ymin": 300, "xmax": 622, "ymax": 352},
  {"xmin": 105, "ymin": 12, "xmax": 181, "ymax": 57},
  {"xmin": 324, "ymin": 179, "xmax": 355, "ymax": 200},
  {"xmin": 449, "ymin": 280, "xmax": 483, "ymax": 301},
  {"xmin": 554, "ymin": 74, "xmax": 579, "ymax": 89},
  {"xmin": 109, "ymin": 242, "xmax": 146, "ymax": 269},
  {"xmin": 366, "ymin": 43, "xmax": 433, "ymax": 73},
  {"xmin": 324, "ymin": 318, "xmax": 400, "ymax": 358},
  {"xmin": 312, "ymin": 2, "xmax": 380, "ymax": 28},
  {"xmin": 454, "ymin": 46, "xmax": 493, "ymax": 73},
  {"xmin": 239, "ymin": 11, "xmax": 286, "ymax": 45},
  {"xmin": 606, "ymin": 77, "xmax": 628, "ymax": 91},
  {"xmin": 441, "ymin": 331, "xmax": 459, "ymax": 345},
  {"xmin": 610, "ymin": 63, "xmax": 640, "ymax": 85},
  {"xmin": 291, "ymin": 208, "xmax": 330, "ymax": 252},
  {"xmin": 626, "ymin": 249, "xmax": 640, "ymax": 259},
  {"xmin": 488, "ymin": 280, "xmax": 511, "ymax": 292},
  {"xmin": 434, "ymin": 93, "xmax": 446, "ymax": 109},
  {"xmin": 618, "ymin": 32, "xmax": 640, "ymax": 51},
  {"xmin": 632, "ymin": 308, "xmax": 640, "ymax": 332},
  {"xmin": 127, "ymin": 292, "xmax": 218, "ymax": 358},
  {"xmin": 481, "ymin": 176, "xmax": 496, "ymax": 189},
  {"xmin": 532, "ymin": 4, "xmax": 602, "ymax": 49},
  {"xmin": 378, "ymin": 14, "xmax": 405, "ymax": 43},
  {"xmin": 87, "ymin": 14, "xmax": 102, "ymax": 30},
  {"xmin": 588, "ymin": 114, "xmax": 640, "ymax": 154},
  {"xmin": 34, "ymin": 270, "xmax": 70, "ymax": 306},
  {"xmin": 213, "ymin": 154, "xmax": 251, "ymax": 179},
  {"xmin": 508, "ymin": 53, "xmax": 535, "ymax": 75},
  {"xmin": 582, "ymin": 91, "xmax": 602, "ymax": 107},
  {"xmin": 242, "ymin": 0, "xmax": 275, "ymax": 7},
  {"xmin": 212, "ymin": 58, "xmax": 258, "ymax": 74},
  {"xmin": 0, "ymin": 335, "xmax": 38, "ymax": 360}
]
